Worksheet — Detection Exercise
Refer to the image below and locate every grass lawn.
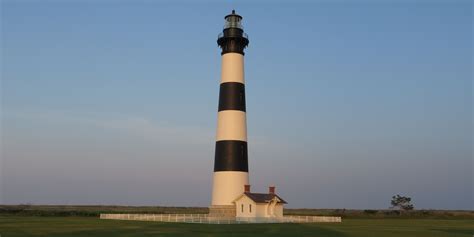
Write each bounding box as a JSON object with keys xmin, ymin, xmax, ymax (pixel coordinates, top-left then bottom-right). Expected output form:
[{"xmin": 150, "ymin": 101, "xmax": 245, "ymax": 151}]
[{"xmin": 0, "ymin": 216, "xmax": 472, "ymax": 237}]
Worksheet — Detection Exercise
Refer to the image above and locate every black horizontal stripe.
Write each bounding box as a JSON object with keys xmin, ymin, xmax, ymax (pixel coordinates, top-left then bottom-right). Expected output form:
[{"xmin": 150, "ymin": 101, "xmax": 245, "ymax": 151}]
[
  {"xmin": 218, "ymin": 82, "xmax": 246, "ymax": 112},
  {"xmin": 214, "ymin": 140, "xmax": 248, "ymax": 172},
  {"xmin": 217, "ymin": 28, "xmax": 249, "ymax": 55}
]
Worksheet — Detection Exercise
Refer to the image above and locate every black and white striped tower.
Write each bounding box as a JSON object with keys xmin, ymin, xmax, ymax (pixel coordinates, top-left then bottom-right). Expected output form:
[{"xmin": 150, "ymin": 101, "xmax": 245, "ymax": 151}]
[{"xmin": 210, "ymin": 10, "xmax": 250, "ymax": 215}]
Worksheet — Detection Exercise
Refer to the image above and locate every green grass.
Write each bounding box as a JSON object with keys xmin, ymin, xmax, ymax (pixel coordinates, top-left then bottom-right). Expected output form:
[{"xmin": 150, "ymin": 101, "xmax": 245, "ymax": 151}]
[{"xmin": 0, "ymin": 216, "xmax": 472, "ymax": 237}]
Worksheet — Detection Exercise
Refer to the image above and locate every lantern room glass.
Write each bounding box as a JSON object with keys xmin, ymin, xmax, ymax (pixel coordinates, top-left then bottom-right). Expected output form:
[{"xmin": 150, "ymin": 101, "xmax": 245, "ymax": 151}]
[{"xmin": 224, "ymin": 15, "xmax": 243, "ymax": 30}]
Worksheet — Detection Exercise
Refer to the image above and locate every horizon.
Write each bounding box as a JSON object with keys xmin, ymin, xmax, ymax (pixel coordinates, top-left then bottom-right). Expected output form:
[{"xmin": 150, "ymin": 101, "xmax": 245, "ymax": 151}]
[
  {"xmin": 1, "ymin": 1, "xmax": 472, "ymax": 210},
  {"xmin": 1, "ymin": 204, "xmax": 472, "ymax": 212}
]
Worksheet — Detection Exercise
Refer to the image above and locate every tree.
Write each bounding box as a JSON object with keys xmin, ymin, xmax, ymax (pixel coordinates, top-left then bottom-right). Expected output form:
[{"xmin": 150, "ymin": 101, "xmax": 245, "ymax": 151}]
[{"xmin": 390, "ymin": 194, "xmax": 414, "ymax": 212}]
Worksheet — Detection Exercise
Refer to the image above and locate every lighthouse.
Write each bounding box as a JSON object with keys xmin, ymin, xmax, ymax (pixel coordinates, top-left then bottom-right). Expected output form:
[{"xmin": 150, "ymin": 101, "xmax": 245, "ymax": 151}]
[{"xmin": 210, "ymin": 10, "xmax": 250, "ymax": 217}]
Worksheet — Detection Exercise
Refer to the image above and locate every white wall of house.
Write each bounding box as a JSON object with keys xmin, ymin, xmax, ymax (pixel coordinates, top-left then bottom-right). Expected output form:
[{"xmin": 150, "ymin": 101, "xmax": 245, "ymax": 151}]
[
  {"xmin": 255, "ymin": 203, "xmax": 268, "ymax": 217},
  {"xmin": 262, "ymin": 199, "xmax": 283, "ymax": 217},
  {"xmin": 274, "ymin": 204, "xmax": 284, "ymax": 217},
  {"xmin": 234, "ymin": 195, "xmax": 285, "ymax": 218},
  {"xmin": 235, "ymin": 195, "xmax": 256, "ymax": 218}
]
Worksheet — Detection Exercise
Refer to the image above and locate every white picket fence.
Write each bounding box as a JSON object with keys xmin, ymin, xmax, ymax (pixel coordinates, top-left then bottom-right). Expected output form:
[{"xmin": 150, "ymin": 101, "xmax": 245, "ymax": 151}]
[
  {"xmin": 99, "ymin": 213, "xmax": 342, "ymax": 224},
  {"xmin": 283, "ymin": 215, "xmax": 341, "ymax": 223}
]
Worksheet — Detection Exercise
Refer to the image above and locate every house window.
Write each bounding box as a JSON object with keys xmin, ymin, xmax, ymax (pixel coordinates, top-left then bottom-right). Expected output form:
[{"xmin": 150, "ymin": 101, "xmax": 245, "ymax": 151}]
[
  {"xmin": 249, "ymin": 204, "xmax": 252, "ymax": 213},
  {"xmin": 241, "ymin": 204, "xmax": 244, "ymax": 213}
]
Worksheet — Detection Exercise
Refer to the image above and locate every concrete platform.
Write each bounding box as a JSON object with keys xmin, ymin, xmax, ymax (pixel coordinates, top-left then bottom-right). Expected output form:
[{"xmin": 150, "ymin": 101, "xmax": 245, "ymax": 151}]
[{"xmin": 208, "ymin": 205, "xmax": 236, "ymax": 218}]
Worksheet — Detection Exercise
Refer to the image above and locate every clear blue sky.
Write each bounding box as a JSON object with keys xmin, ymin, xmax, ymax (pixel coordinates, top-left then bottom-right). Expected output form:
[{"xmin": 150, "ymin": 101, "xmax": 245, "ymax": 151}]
[{"xmin": 1, "ymin": 0, "xmax": 472, "ymax": 209}]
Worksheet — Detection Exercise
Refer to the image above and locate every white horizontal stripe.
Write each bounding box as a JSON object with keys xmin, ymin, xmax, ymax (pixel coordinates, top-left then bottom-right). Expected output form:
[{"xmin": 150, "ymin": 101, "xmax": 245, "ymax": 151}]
[
  {"xmin": 221, "ymin": 53, "xmax": 245, "ymax": 84},
  {"xmin": 211, "ymin": 171, "xmax": 249, "ymax": 206},
  {"xmin": 216, "ymin": 110, "xmax": 247, "ymax": 142}
]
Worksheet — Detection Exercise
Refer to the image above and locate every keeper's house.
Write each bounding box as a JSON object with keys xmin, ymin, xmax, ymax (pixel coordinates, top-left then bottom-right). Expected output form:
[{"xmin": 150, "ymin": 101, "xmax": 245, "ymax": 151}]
[{"xmin": 233, "ymin": 185, "xmax": 287, "ymax": 218}]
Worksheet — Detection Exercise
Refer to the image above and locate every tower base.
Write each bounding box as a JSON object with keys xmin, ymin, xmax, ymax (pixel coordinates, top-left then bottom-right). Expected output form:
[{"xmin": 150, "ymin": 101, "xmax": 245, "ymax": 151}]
[{"xmin": 209, "ymin": 205, "xmax": 236, "ymax": 217}]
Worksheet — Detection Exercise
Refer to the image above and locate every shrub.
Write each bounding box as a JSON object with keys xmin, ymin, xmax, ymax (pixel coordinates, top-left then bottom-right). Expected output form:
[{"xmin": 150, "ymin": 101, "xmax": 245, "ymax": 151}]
[{"xmin": 363, "ymin": 210, "xmax": 378, "ymax": 215}]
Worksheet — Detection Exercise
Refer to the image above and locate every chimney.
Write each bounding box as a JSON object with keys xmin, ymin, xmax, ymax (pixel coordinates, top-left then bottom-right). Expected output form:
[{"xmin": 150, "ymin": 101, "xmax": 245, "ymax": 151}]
[
  {"xmin": 269, "ymin": 186, "xmax": 275, "ymax": 194},
  {"xmin": 244, "ymin": 185, "xmax": 251, "ymax": 193}
]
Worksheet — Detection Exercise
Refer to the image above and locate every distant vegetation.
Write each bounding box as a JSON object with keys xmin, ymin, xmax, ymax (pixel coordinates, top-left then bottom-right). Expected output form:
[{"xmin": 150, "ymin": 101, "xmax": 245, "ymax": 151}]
[
  {"xmin": 285, "ymin": 208, "xmax": 473, "ymax": 219},
  {"xmin": 0, "ymin": 205, "xmax": 208, "ymax": 217},
  {"xmin": 1, "ymin": 205, "xmax": 472, "ymax": 219},
  {"xmin": 390, "ymin": 194, "xmax": 414, "ymax": 212}
]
